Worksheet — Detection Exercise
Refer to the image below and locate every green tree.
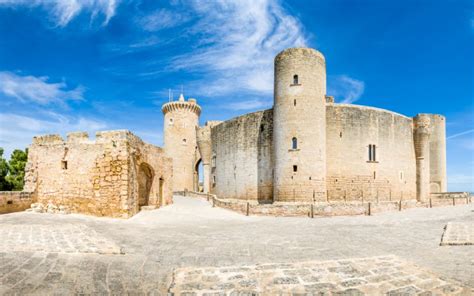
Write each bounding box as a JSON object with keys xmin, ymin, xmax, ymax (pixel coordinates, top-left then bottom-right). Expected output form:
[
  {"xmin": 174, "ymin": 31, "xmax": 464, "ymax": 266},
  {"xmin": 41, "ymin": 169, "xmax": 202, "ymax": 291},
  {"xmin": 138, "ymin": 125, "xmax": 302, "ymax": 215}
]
[
  {"xmin": 0, "ymin": 148, "xmax": 11, "ymax": 191},
  {"xmin": 6, "ymin": 148, "xmax": 28, "ymax": 191}
]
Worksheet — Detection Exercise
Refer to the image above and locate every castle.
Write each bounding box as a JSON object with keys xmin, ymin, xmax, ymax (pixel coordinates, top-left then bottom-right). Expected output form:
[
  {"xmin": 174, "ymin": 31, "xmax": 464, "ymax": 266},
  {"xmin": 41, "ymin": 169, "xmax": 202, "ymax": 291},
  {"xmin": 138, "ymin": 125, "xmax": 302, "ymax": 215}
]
[
  {"xmin": 2, "ymin": 47, "xmax": 453, "ymax": 218},
  {"xmin": 163, "ymin": 48, "xmax": 447, "ymax": 204}
]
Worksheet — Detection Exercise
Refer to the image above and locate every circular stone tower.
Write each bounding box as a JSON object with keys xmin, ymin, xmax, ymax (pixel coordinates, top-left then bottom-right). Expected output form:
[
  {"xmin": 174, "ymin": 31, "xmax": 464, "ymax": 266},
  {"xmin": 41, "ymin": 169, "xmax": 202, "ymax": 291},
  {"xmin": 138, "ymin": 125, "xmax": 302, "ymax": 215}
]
[
  {"xmin": 273, "ymin": 48, "xmax": 327, "ymax": 202},
  {"xmin": 162, "ymin": 94, "xmax": 201, "ymax": 192}
]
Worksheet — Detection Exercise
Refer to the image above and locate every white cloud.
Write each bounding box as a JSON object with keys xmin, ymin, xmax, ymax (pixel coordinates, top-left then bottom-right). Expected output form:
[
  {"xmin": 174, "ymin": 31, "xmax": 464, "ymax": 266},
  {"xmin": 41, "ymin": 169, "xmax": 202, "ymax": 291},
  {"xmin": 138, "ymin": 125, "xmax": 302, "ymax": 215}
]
[
  {"xmin": 225, "ymin": 98, "xmax": 272, "ymax": 111},
  {"xmin": 328, "ymin": 75, "xmax": 365, "ymax": 104},
  {"xmin": 0, "ymin": 112, "xmax": 107, "ymax": 159},
  {"xmin": 0, "ymin": 71, "xmax": 83, "ymax": 105},
  {"xmin": 447, "ymin": 129, "xmax": 474, "ymax": 140},
  {"xmin": 139, "ymin": 9, "xmax": 189, "ymax": 32},
  {"xmin": 168, "ymin": 0, "xmax": 307, "ymax": 96},
  {"xmin": 0, "ymin": 0, "xmax": 118, "ymax": 26}
]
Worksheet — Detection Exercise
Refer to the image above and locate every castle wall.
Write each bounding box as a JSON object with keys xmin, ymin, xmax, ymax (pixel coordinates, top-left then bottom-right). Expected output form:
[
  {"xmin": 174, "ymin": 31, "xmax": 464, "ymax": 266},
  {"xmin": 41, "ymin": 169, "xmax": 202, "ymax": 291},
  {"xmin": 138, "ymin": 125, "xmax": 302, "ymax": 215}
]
[
  {"xmin": 25, "ymin": 130, "xmax": 172, "ymax": 218},
  {"xmin": 326, "ymin": 104, "xmax": 417, "ymax": 201},
  {"xmin": 210, "ymin": 110, "xmax": 273, "ymax": 202}
]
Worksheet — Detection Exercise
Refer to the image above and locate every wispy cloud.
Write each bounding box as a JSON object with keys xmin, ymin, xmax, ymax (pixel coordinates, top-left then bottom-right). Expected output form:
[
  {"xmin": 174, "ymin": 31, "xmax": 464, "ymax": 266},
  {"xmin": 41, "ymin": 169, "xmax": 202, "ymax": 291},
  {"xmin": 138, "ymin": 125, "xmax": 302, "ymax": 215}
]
[
  {"xmin": 163, "ymin": 0, "xmax": 307, "ymax": 96},
  {"xmin": 225, "ymin": 98, "xmax": 272, "ymax": 111},
  {"xmin": 447, "ymin": 129, "xmax": 474, "ymax": 140},
  {"xmin": 328, "ymin": 75, "xmax": 365, "ymax": 104},
  {"xmin": 0, "ymin": 112, "xmax": 107, "ymax": 158},
  {"xmin": 0, "ymin": 0, "xmax": 118, "ymax": 26},
  {"xmin": 0, "ymin": 71, "xmax": 84, "ymax": 105},
  {"xmin": 138, "ymin": 9, "xmax": 190, "ymax": 32}
]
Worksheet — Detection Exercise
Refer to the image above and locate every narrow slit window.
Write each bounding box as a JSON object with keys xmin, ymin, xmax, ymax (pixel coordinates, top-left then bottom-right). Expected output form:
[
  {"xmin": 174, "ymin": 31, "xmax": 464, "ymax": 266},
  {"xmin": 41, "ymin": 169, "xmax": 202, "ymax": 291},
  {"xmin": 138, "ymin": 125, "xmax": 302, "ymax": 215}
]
[
  {"xmin": 368, "ymin": 144, "xmax": 377, "ymax": 161},
  {"xmin": 292, "ymin": 137, "xmax": 298, "ymax": 149},
  {"xmin": 293, "ymin": 165, "xmax": 298, "ymax": 172},
  {"xmin": 61, "ymin": 160, "xmax": 68, "ymax": 170},
  {"xmin": 293, "ymin": 74, "xmax": 299, "ymax": 85},
  {"xmin": 294, "ymin": 99, "xmax": 296, "ymax": 106},
  {"xmin": 373, "ymin": 171, "xmax": 376, "ymax": 179}
]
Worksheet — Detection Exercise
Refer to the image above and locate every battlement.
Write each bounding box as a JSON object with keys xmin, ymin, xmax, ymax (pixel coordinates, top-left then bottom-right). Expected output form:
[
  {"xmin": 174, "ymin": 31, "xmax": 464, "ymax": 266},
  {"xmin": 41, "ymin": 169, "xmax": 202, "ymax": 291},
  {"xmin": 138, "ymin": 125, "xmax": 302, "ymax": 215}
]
[
  {"xmin": 162, "ymin": 99, "xmax": 201, "ymax": 116},
  {"xmin": 67, "ymin": 132, "xmax": 90, "ymax": 144},
  {"xmin": 32, "ymin": 134, "xmax": 64, "ymax": 145},
  {"xmin": 275, "ymin": 47, "xmax": 325, "ymax": 63}
]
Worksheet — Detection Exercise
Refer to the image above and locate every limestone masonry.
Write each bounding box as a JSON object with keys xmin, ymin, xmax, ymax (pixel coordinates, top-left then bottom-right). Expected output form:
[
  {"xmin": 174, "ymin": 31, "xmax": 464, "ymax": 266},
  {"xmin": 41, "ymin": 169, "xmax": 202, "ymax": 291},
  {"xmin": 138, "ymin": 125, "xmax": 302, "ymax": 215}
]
[
  {"xmin": 1, "ymin": 47, "xmax": 459, "ymax": 218},
  {"xmin": 167, "ymin": 48, "xmax": 449, "ymax": 205},
  {"xmin": 20, "ymin": 130, "xmax": 172, "ymax": 218}
]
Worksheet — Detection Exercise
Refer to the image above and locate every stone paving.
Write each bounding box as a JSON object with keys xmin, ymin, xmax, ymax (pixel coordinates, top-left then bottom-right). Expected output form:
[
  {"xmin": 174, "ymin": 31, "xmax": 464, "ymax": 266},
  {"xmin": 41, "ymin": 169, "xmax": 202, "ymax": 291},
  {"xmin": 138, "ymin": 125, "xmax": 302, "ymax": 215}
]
[
  {"xmin": 0, "ymin": 196, "xmax": 472, "ymax": 295},
  {"xmin": 0, "ymin": 223, "xmax": 123, "ymax": 254},
  {"xmin": 440, "ymin": 222, "xmax": 474, "ymax": 246},
  {"xmin": 170, "ymin": 255, "xmax": 470, "ymax": 295}
]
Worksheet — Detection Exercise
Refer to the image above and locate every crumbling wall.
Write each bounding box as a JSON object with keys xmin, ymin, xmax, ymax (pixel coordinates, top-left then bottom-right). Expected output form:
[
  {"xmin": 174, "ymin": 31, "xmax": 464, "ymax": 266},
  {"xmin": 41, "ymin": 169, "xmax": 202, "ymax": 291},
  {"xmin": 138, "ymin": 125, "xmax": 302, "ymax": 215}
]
[{"xmin": 25, "ymin": 130, "xmax": 172, "ymax": 218}]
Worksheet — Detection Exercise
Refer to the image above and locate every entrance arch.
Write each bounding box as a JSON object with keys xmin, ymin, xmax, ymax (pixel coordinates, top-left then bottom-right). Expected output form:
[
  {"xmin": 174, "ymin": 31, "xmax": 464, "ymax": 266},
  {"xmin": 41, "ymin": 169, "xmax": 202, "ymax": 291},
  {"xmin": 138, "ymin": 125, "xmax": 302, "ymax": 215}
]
[
  {"xmin": 194, "ymin": 158, "xmax": 202, "ymax": 192},
  {"xmin": 138, "ymin": 163, "xmax": 154, "ymax": 207}
]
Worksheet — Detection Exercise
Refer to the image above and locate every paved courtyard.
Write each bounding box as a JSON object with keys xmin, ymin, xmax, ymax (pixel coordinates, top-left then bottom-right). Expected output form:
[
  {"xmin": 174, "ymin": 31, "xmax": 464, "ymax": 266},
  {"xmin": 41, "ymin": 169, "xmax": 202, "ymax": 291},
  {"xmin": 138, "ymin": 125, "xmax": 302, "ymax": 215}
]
[{"xmin": 0, "ymin": 196, "xmax": 473, "ymax": 295}]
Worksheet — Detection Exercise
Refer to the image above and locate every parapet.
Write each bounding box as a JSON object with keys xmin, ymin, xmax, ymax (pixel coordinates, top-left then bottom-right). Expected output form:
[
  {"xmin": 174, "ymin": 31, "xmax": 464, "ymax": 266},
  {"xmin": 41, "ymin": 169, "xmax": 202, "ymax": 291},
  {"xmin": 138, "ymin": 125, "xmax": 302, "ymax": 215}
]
[
  {"xmin": 325, "ymin": 95, "xmax": 335, "ymax": 103},
  {"xmin": 96, "ymin": 130, "xmax": 134, "ymax": 143},
  {"xmin": 67, "ymin": 131, "xmax": 90, "ymax": 144},
  {"xmin": 275, "ymin": 47, "xmax": 325, "ymax": 63},
  {"xmin": 162, "ymin": 97, "xmax": 201, "ymax": 116},
  {"xmin": 32, "ymin": 134, "xmax": 64, "ymax": 145}
]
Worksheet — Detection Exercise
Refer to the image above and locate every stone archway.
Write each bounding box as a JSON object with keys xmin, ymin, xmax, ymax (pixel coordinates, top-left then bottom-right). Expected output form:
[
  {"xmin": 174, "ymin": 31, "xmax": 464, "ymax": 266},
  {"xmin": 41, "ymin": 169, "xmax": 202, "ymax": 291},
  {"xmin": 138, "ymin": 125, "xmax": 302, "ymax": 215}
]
[
  {"xmin": 194, "ymin": 158, "xmax": 202, "ymax": 192},
  {"xmin": 138, "ymin": 163, "xmax": 154, "ymax": 207}
]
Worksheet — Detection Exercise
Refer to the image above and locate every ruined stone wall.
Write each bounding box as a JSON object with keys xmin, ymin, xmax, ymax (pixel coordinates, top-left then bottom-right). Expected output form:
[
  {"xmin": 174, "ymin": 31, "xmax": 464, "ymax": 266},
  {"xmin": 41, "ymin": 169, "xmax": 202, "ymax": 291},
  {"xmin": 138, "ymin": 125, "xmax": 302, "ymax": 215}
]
[
  {"xmin": 0, "ymin": 191, "xmax": 34, "ymax": 214},
  {"xmin": 210, "ymin": 110, "xmax": 273, "ymax": 202},
  {"xmin": 25, "ymin": 130, "xmax": 172, "ymax": 218},
  {"xmin": 326, "ymin": 104, "xmax": 417, "ymax": 202}
]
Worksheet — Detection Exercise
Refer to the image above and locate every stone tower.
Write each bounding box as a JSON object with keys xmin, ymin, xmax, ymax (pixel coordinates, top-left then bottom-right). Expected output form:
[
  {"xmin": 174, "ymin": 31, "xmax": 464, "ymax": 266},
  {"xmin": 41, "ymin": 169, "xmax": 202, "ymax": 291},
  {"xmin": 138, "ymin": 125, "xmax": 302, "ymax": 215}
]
[
  {"xmin": 273, "ymin": 48, "xmax": 327, "ymax": 202},
  {"xmin": 413, "ymin": 114, "xmax": 431, "ymax": 202},
  {"xmin": 427, "ymin": 114, "xmax": 447, "ymax": 193},
  {"xmin": 162, "ymin": 95, "xmax": 201, "ymax": 192}
]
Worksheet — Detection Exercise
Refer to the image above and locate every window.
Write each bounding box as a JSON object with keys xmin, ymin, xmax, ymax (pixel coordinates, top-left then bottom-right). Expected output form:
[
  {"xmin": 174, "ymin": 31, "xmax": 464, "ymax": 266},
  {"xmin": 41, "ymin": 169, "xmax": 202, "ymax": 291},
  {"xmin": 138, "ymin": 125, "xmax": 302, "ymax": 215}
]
[
  {"xmin": 293, "ymin": 74, "xmax": 299, "ymax": 85},
  {"xmin": 61, "ymin": 160, "xmax": 68, "ymax": 170},
  {"xmin": 373, "ymin": 171, "xmax": 376, "ymax": 179},
  {"xmin": 368, "ymin": 144, "xmax": 377, "ymax": 162},
  {"xmin": 292, "ymin": 137, "xmax": 298, "ymax": 149},
  {"xmin": 294, "ymin": 99, "xmax": 296, "ymax": 106},
  {"xmin": 293, "ymin": 165, "xmax": 298, "ymax": 172},
  {"xmin": 211, "ymin": 156, "xmax": 216, "ymax": 168},
  {"xmin": 182, "ymin": 138, "xmax": 187, "ymax": 144},
  {"xmin": 169, "ymin": 118, "xmax": 173, "ymax": 125}
]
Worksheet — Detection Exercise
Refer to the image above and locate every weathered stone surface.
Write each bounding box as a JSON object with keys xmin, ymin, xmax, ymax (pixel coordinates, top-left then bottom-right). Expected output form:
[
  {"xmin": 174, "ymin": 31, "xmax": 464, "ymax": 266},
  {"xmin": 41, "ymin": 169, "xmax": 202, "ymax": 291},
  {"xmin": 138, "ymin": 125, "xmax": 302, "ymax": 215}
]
[
  {"xmin": 169, "ymin": 255, "xmax": 469, "ymax": 295},
  {"xmin": 22, "ymin": 130, "xmax": 173, "ymax": 218},
  {"xmin": 440, "ymin": 222, "xmax": 474, "ymax": 245}
]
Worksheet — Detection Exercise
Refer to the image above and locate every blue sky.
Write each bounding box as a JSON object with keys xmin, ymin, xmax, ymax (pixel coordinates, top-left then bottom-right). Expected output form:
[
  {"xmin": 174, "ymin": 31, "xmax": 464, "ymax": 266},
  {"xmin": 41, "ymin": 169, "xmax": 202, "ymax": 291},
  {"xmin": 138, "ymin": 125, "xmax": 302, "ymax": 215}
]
[{"xmin": 0, "ymin": 0, "xmax": 472, "ymax": 191}]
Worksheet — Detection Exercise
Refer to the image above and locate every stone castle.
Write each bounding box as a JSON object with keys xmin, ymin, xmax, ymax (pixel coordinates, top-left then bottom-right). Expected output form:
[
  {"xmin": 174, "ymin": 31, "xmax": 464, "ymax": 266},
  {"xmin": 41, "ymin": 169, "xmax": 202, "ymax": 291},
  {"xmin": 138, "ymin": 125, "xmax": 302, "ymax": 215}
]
[
  {"xmin": 165, "ymin": 48, "xmax": 446, "ymax": 205},
  {"xmin": 1, "ymin": 47, "xmax": 456, "ymax": 218}
]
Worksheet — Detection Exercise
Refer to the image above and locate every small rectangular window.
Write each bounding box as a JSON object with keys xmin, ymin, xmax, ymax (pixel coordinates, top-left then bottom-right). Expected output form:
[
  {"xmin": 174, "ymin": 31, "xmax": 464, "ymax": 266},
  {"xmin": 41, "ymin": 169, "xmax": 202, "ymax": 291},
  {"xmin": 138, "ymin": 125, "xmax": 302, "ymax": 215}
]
[
  {"xmin": 61, "ymin": 160, "xmax": 67, "ymax": 170},
  {"xmin": 293, "ymin": 165, "xmax": 298, "ymax": 172},
  {"xmin": 368, "ymin": 144, "xmax": 377, "ymax": 162}
]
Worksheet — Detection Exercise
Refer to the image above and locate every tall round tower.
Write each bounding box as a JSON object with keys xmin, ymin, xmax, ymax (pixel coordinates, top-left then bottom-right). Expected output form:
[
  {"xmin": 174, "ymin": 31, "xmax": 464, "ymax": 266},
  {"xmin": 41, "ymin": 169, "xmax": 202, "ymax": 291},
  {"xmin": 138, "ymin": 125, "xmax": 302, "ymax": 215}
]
[
  {"xmin": 162, "ymin": 94, "xmax": 201, "ymax": 192},
  {"xmin": 273, "ymin": 48, "xmax": 327, "ymax": 202},
  {"xmin": 413, "ymin": 114, "xmax": 431, "ymax": 202}
]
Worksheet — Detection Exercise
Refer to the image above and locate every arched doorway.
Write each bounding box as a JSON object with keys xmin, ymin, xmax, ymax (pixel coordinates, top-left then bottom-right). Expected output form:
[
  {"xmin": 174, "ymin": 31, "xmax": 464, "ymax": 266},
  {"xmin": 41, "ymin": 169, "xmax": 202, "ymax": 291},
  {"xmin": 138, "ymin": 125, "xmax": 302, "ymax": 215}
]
[
  {"xmin": 194, "ymin": 158, "xmax": 203, "ymax": 192},
  {"xmin": 138, "ymin": 163, "xmax": 154, "ymax": 207}
]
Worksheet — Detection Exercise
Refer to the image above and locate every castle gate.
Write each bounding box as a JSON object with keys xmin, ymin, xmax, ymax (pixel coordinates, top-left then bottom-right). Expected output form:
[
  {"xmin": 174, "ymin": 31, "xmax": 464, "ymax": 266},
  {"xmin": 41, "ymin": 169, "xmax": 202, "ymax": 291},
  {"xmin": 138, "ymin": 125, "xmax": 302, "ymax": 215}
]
[{"xmin": 138, "ymin": 163, "xmax": 154, "ymax": 207}]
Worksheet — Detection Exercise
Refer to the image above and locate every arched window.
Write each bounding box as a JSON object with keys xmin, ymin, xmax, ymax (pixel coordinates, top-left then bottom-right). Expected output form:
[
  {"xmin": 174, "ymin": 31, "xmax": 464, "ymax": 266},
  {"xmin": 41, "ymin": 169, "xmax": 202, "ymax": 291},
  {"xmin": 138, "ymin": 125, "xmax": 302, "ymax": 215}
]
[
  {"xmin": 292, "ymin": 137, "xmax": 298, "ymax": 149},
  {"xmin": 293, "ymin": 74, "xmax": 299, "ymax": 85}
]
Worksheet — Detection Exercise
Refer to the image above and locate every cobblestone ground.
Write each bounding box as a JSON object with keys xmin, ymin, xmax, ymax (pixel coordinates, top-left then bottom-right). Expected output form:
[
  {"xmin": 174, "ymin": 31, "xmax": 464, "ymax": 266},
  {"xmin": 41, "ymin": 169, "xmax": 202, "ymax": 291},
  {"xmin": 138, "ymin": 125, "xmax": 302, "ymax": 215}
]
[
  {"xmin": 440, "ymin": 222, "xmax": 474, "ymax": 246},
  {"xmin": 170, "ymin": 255, "xmax": 470, "ymax": 295},
  {"xmin": 0, "ymin": 224, "xmax": 122, "ymax": 254},
  {"xmin": 0, "ymin": 196, "xmax": 473, "ymax": 295}
]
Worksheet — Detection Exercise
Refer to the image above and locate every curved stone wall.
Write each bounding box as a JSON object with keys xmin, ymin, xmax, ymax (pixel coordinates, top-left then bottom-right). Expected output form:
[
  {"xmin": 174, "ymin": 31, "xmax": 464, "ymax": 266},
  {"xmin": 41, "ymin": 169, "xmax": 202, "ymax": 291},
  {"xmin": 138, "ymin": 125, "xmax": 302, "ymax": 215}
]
[
  {"xmin": 210, "ymin": 110, "xmax": 273, "ymax": 202},
  {"xmin": 326, "ymin": 104, "xmax": 417, "ymax": 201}
]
